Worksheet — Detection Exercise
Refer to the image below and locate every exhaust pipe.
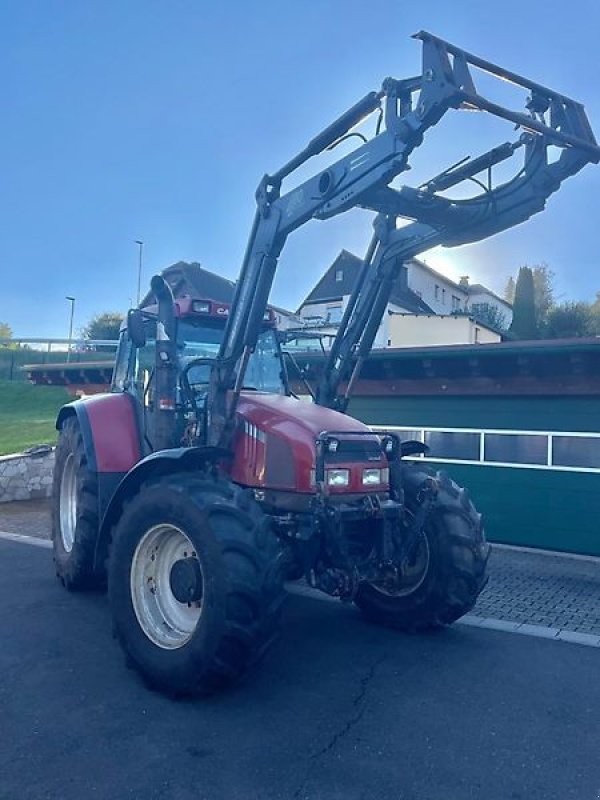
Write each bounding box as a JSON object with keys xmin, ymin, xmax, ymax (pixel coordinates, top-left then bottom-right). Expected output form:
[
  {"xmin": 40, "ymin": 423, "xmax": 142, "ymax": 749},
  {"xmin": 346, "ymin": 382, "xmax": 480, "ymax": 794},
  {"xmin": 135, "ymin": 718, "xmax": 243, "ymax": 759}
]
[{"xmin": 150, "ymin": 275, "xmax": 177, "ymax": 450}]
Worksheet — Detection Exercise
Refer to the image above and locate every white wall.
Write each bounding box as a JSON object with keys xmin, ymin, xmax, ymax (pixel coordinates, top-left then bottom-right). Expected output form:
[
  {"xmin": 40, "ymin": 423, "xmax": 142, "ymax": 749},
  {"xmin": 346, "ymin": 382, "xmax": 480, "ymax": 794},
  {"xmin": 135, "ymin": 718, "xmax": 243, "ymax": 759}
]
[
  {"xmin": 388, "ymin": 314, "xmax": 501, "ymax": 348},
  {"xmin": 407, "ymin": 262, "xmax": 467, "ymax": 314},
  {"xmin": 298, "ymin": 299, "xmax": 345, "ymax": 324}
]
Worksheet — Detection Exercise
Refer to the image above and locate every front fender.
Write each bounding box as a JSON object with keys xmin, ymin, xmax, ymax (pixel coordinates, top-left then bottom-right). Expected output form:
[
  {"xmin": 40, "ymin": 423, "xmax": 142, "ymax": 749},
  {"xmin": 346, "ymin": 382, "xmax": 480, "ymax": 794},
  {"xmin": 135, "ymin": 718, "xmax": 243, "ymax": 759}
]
[{"xmin": 94, "ymin": 446, "xmax": 229, "ymax": 573}]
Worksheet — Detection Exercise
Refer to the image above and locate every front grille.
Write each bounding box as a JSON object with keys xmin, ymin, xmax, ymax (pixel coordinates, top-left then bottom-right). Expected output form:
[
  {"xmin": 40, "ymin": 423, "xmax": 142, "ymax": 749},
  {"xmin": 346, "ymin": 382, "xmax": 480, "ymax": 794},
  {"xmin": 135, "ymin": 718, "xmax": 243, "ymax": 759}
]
[{"xmin": 325, "ymin": 438, "xmax": 382, "ymax": 464}]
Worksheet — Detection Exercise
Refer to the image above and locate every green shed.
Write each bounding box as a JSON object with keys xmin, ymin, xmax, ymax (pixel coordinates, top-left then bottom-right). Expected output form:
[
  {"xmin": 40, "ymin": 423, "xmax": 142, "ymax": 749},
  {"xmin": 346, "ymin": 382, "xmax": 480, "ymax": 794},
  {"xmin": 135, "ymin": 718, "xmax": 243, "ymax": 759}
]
[{"xmin": 303, "ymin": 338, "xmax": 600, "ymax": 556}]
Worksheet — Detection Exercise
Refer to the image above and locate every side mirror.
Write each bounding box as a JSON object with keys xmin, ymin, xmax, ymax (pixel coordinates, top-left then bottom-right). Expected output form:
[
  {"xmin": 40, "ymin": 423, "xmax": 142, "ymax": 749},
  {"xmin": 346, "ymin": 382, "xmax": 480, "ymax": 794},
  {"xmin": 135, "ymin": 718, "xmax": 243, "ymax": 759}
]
[{"xmin": 127, "ymin": 309, "xmax": 147, "ymax": 348}]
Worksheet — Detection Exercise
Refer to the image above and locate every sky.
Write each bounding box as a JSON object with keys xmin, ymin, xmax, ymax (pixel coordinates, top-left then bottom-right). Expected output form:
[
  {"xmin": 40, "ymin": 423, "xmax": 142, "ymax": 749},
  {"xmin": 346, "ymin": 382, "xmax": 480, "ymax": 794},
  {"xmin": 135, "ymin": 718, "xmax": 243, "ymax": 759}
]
[{"xmin": 2, "ymin": 0, "xmax": 600, "ymax": 339}]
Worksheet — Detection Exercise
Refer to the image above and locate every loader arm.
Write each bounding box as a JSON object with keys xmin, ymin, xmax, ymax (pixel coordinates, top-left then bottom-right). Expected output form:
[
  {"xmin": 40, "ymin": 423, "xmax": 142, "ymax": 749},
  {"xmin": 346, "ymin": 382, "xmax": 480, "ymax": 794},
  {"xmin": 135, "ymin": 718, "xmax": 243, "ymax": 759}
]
[{"xmin": 207, "ymin": 31, "xmax": 599, "ymax": 445}]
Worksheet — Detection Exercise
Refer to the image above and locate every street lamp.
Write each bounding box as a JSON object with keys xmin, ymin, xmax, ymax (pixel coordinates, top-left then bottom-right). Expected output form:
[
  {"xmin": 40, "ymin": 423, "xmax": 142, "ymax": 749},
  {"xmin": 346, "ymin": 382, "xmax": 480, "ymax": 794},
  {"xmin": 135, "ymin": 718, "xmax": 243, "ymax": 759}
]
[
  {"xmin": 65, "ymin": 296, "xmax": 75, "ymax": 363},
  {"xmin": 135, "ymin": 240, "xmax": 144, "ymax": 306}
]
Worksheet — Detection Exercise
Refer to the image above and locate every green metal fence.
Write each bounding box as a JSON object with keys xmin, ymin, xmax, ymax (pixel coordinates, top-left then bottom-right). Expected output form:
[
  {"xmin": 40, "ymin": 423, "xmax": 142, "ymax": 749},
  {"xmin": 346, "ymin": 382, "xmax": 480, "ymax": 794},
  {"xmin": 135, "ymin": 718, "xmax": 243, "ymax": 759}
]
[{"xmin": 349, "ymin": 396, "xmax": 600, "ymax": 557}]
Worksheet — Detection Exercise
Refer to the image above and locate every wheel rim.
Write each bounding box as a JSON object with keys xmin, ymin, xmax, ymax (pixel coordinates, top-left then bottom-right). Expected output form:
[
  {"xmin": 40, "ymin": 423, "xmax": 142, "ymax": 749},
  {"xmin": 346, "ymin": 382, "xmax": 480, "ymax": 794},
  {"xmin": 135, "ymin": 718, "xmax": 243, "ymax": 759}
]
[
  {"xmin": 59, "ymin": 453, "xmax": 77, "ymax": 553},
  {"xmin": 370, "ymin": 531, "xmax": 431, "ymax": 598},
  {"xmin": 130, "ymin": 524, "xmax": 203, "ymax": 650}
]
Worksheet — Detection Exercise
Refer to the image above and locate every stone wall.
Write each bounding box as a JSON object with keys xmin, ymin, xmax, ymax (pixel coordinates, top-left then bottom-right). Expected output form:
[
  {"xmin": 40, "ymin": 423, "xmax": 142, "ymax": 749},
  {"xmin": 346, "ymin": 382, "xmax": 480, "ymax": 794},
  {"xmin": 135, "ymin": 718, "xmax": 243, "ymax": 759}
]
[{"xmin": 0, "ymin": 447, "xmax": 55, "ymax": 503}]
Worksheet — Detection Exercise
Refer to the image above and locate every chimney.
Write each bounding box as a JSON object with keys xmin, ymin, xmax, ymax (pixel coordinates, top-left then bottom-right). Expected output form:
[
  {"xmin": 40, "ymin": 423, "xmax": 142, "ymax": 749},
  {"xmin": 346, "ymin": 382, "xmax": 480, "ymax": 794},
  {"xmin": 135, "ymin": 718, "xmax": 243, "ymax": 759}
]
[
  {"xmin": 459, "ymin": 275, "xmax": 470, "ymax": 288},
  {"xmin": 398, "ymin": 264, "xmax": 409, "ymax": 291}
]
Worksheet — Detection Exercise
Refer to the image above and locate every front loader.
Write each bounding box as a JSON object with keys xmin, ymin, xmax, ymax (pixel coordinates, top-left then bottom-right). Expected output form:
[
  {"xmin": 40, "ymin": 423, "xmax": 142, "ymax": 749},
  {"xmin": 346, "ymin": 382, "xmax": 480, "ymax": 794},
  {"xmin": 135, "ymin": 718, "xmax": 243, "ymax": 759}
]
[{"xmin": 52, "ymin": 32, "xmax": 599, "ymax": 696}]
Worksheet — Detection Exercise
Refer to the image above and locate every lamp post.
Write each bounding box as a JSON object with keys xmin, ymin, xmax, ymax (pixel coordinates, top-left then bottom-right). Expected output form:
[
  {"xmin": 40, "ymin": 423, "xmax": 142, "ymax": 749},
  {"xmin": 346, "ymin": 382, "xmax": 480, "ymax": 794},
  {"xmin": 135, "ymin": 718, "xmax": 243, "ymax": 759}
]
[
  {"xmin": 65, "ymin": 296, "xmax": 75, "ymax": 363},
  {"xmin": 135, "ymin": 240, "xmax": 144, "ymax": 306}
]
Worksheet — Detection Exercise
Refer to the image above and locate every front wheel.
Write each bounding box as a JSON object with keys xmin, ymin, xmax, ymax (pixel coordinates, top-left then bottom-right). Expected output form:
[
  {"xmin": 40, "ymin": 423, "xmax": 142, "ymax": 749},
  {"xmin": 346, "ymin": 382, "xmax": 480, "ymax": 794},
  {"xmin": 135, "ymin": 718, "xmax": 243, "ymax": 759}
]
[
  {"xmin": 108, "ymin": 472, "xmax": 286, "ymax": 696},
  {"xmin": 354, "ymin": 465, "xmax": 490, "ymax": 631}
]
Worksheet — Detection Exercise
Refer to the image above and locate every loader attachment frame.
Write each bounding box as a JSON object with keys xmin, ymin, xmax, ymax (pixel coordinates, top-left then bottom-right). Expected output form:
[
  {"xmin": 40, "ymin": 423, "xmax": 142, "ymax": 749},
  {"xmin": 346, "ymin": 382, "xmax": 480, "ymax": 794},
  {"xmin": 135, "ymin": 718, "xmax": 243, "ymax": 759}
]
[{"xmin": 198, "ymin": 31, "xmax": 598, "ymax": 444}]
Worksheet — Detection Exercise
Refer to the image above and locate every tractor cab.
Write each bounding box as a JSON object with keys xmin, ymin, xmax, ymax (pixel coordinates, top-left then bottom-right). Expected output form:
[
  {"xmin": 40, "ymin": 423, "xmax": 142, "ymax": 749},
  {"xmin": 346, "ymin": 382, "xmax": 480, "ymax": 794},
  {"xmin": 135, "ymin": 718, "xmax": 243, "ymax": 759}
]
[{"xmin": 112, "ymin": 295, "xmax": 286, "ymax": 452}]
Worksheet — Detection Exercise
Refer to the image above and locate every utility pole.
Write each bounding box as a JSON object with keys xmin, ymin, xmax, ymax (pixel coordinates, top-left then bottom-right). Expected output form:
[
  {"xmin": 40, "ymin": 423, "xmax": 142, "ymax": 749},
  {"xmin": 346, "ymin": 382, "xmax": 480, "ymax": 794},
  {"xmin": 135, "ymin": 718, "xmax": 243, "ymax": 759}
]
[
  {"xmin": 65, "ymin": 296, "xmax": 75, "ymax": 363},
  {"xmin": 135, "ymin": 240, "xmax": 144, "ymax": 306}
]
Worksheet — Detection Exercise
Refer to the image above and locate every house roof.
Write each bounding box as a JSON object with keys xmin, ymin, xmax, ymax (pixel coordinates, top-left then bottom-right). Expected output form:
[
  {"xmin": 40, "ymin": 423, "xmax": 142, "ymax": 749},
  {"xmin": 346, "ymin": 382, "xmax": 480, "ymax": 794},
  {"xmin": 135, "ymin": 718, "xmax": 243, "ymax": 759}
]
[
  {"xmin": 409, "ymin": 258, "xmax": 465, "ymax": 294},
  {"xmin": 140, "ymin": 261, "xmax": 295, "ymax": 316},
  {"xmin": 140, "ymin": 262, "xmax": 235, "ymax": 307},
  {"xmin": 388, "ymin": 310, "xmax": 498, "ymax": 334},
  {"xmin": 298, "ymin": 250, "xmax": 434, "ymax": 315}
]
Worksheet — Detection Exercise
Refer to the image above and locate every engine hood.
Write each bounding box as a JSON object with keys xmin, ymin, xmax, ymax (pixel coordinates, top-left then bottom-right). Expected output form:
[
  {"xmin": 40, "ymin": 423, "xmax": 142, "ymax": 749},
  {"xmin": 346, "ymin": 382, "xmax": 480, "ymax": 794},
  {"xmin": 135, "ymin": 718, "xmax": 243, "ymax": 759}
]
[
  {"xmin": 237, "ymin": 392, "xmax": 371, "ymax": 438},
  {"xmin": 229, "ymin": 392, "xmax": 384, "ymax": 493}
]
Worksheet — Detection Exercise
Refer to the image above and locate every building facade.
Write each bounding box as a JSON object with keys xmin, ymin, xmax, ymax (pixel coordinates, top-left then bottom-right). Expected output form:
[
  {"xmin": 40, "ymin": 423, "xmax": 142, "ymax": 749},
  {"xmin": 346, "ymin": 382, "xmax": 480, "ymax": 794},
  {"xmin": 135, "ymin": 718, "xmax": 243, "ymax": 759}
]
[{"xmin": 297, "ymin": 250, "xmax": 512, "ymax": 347}]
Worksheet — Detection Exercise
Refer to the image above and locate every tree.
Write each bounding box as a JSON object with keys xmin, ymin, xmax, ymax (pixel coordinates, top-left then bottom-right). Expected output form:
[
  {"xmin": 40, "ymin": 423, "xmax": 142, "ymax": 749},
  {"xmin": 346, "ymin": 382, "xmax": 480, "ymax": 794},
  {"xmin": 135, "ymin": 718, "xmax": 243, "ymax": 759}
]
[
  {"xmin": 505, "ymin": 264, "xmax": 555, "ymax": 326},
  {"xmin": 504, "ymin": 276, "xmax": 516, "ymax": 305},
  {"xmin": 470, "ymin": 305, "xmax": 508, "ymax": 332},
  {"xmin": 544, "ymin": 302, "xmax": 596, "ymax": 339},
  {"xmin": 509, "ymin": 266, "xmax": 538, "ymax": 339},
  {"xmin": 83, "ymin": 312, "xmax": 124, "ymax": 342},
  {"xmin": 0, "ymin": 321, "xmax": 12, "ymax": 339},
  {"xmin": 531, "ymin": 264, "xmax": 555, "ymax": 326}
]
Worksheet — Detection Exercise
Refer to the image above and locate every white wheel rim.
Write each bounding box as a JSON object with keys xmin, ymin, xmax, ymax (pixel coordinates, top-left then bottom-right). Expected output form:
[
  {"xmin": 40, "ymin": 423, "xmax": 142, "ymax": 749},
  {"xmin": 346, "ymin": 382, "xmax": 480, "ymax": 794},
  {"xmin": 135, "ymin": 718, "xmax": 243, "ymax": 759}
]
[
  {"xmin": 59, "ymin": 453, "xmax": 77, "ymax": 553},
  {"xmin": 130, "ymin": 524, "xmax": 203, "ymax": 650}
]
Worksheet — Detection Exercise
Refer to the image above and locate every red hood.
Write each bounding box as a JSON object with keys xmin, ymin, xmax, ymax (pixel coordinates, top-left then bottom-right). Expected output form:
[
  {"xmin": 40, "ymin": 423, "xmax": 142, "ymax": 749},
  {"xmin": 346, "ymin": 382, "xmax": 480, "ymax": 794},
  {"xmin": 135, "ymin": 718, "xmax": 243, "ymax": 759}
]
[
  {"xmin": 230, "ymin": 392, "xmax": 384, "ymax": 493},
  {"xmin": 237, "ymin": 392, "xmax": 371, "ymax": 437}
]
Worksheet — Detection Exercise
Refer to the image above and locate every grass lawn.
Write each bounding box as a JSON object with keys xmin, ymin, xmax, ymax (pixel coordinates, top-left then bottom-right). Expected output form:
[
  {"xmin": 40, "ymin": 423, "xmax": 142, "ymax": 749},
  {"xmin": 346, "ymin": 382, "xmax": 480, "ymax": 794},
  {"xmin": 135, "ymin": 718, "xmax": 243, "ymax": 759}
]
[{"xmin": 0, "ymin": 382, "xmax": 72, "ymax": 456}]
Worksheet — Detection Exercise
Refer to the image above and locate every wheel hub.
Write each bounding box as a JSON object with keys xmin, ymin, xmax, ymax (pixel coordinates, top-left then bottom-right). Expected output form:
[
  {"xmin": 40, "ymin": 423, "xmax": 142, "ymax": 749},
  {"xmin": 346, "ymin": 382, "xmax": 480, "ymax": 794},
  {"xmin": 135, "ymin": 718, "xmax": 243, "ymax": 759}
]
[
  {"xmin": 130, "ymin": 524, "xmax": 203, "ymax": 650},
  {"xmin": 169, "ymin": 557, "xmax": 203, "ymax": 604}
]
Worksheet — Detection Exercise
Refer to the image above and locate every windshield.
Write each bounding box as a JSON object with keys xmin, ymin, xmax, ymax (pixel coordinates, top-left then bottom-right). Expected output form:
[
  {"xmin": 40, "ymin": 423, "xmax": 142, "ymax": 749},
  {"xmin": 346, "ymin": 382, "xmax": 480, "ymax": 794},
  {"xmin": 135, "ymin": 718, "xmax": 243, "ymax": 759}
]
[
  {"xmin": 114, "ymin": 317, "xmax": 286, "ymax": 399},
  {"xmin": 180, "ymin": 320, "xmax": 285, "ymax": 395}
]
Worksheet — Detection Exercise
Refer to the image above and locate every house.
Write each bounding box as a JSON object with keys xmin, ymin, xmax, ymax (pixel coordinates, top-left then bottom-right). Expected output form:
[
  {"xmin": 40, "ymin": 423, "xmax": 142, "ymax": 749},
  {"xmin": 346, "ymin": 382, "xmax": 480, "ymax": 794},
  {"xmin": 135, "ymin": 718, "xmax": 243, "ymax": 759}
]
[
  {"xmin": 296, "ymin": 250, "xmax": 512, "ymax": 347},
  {"xmin": 458, "ymin": 278, "xmax": 513, "ymax": 330},
  {"xmin": 139, "ymin": 262, "xmax": 235, "ymax": 308},
  {"xmin": 140, "ymin": 261, "xmax": 301, "ymax": 329},
  {"xmin": 387, "ymin": 312, "xmax": 501, "ymax": 348}
]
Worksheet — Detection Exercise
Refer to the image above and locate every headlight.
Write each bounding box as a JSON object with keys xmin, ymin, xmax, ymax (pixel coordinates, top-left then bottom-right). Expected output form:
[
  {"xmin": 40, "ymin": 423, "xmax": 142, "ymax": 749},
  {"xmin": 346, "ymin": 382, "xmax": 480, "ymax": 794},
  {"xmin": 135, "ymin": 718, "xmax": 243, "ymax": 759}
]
[
  {"xmin": 326, "ymin": 468, "xmax": 350, "ymax": 487},
  {"xmin": 362, "ymin": 467, "xmax": 389, "ymax": 486}
]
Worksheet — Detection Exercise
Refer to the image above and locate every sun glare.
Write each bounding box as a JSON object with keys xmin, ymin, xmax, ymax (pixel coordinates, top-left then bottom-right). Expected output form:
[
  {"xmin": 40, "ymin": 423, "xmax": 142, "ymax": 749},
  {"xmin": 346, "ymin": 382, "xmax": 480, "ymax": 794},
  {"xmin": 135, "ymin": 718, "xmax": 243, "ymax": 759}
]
[{"xmin": 422, "ymin": 247, "xmax": 465, "ymax": 284}]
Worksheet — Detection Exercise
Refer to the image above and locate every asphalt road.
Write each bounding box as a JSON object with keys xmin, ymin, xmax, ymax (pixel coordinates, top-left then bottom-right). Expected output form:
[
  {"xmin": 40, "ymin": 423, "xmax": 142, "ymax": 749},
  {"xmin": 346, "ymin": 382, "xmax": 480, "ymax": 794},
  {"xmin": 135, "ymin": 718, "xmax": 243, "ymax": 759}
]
[{"xmin": 1, "ymin": 538, "xmax": 600, "ymax": 800}]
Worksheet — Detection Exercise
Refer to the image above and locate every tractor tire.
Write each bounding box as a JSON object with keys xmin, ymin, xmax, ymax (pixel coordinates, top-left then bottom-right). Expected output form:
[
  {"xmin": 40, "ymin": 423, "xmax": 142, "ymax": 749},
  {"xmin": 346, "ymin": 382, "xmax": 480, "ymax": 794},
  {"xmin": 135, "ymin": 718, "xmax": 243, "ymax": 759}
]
[
  {"xmin": 108, "ymin": 471, "xmax": 286, "ymax": 697},
  {"xmin": 354, "ymin": 463, "xmax": 490, "ymax": 631},
  {"xmin": 51, "ymin": 416, "xmax": 101, "ymax": 591}
]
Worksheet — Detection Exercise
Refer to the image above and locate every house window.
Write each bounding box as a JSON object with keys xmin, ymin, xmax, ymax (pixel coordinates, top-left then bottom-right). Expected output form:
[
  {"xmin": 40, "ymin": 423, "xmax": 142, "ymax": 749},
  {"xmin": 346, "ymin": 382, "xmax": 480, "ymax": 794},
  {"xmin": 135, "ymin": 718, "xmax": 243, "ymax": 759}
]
[
  {"xmin": 474, "ymin": 327, "xmax": 481, "ymax": 343},
  {"xmin": 442, "ymin": 288, "xmax": 446, "ymax": 304},
  {"xmin": 434, "ymin": 284, "xmax": 440, "ymax": 300},
  {"xmin": 452, "ymin": 295, "xmax": 461, "ymax": 311},
  {"xmin": 327, "ymin": 304, "xmax": 343, "ymax": 323},
  {"xmin": 335, "ymin": 269, "xmax": 343, "ymax": 282}
]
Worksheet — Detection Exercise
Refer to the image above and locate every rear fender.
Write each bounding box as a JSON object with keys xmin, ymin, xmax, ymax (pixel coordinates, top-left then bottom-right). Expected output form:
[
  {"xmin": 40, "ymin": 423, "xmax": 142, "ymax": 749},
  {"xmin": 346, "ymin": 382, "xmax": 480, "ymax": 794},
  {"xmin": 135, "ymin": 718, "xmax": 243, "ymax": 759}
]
[{"xmin": 94, "ymin": 446, "xmax": 229, "ymax": 573}]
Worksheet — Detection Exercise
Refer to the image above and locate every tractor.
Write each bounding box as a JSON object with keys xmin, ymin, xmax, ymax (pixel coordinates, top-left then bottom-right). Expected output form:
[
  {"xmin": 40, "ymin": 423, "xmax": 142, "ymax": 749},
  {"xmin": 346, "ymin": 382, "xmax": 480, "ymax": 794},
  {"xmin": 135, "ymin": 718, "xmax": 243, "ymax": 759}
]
[{"xmin": 52, "ymin": 32, "xmax": 599, "ymax": 696}]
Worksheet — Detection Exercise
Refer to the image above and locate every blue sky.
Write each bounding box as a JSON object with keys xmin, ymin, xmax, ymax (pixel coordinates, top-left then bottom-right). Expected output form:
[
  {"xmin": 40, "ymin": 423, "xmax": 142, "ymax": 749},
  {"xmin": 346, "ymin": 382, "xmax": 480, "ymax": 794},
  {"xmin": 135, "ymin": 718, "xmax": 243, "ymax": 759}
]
[{"xmin": 2, "ymin": 0, "xmax": 600, "ymax": 338}]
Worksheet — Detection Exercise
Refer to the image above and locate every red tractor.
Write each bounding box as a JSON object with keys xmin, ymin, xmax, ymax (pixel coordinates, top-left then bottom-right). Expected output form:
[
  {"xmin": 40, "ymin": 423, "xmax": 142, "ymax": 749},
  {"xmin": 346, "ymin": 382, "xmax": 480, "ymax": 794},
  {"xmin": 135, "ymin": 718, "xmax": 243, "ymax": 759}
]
[{"xmin": 52, "ymin": 33, "xmax": 598, "ymax": 696}]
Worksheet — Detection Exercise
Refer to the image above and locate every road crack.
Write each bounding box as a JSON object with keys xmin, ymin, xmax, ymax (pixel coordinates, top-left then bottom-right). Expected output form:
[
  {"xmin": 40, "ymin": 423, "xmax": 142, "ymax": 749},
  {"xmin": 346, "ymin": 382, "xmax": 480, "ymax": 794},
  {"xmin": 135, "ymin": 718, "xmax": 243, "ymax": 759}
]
[
  {"xmin": 293, "ymin": 653, "xmax": 388, "ymax": 799},
  {"xmin": 311, "ymin": 653, "xmax": 387, "ymax": 760}
]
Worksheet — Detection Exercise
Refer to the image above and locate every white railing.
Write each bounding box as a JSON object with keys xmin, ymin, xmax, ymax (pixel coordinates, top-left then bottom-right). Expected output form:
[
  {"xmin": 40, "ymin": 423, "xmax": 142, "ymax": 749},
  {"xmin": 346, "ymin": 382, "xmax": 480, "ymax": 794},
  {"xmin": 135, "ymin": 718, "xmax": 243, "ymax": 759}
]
[
  {"xmin": 0, "ymin": 337, "xmax": 118, "ymax": 352},
  {"xmin": 370, "ymin": 425, "xmax": 600, "ymax": 474}
]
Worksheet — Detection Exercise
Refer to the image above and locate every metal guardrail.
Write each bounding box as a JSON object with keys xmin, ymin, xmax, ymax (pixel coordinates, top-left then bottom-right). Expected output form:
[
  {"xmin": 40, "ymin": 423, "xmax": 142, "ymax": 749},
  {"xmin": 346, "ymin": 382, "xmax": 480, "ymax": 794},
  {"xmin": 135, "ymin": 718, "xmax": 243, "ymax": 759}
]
[
  {"xmin": 0, "ymin": 339, "xmax": 118, "ymax": 382},
  {"xmin": 371, "ymin": 425, "xmax": 600, "ymax": 474},
  {"xmin": 0, "ymin": 337, "xmax": 119, "ymax": 350}
]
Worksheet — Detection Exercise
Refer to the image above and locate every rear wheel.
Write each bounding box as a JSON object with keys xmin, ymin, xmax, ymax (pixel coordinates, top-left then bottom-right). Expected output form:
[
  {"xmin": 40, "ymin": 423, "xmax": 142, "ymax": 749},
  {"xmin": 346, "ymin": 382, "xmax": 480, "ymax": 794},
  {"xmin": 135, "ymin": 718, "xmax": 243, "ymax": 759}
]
[
  {"xmin": 354, "ymin": 464, "xmax": 490, "ymax": 631},
  {"xmin": 51, "ymin": 416, "xmax": 101, "ymax": 590},
  {"xmin": 108, "ymin": 472, "xmax": 286, "ymax": 696}
]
